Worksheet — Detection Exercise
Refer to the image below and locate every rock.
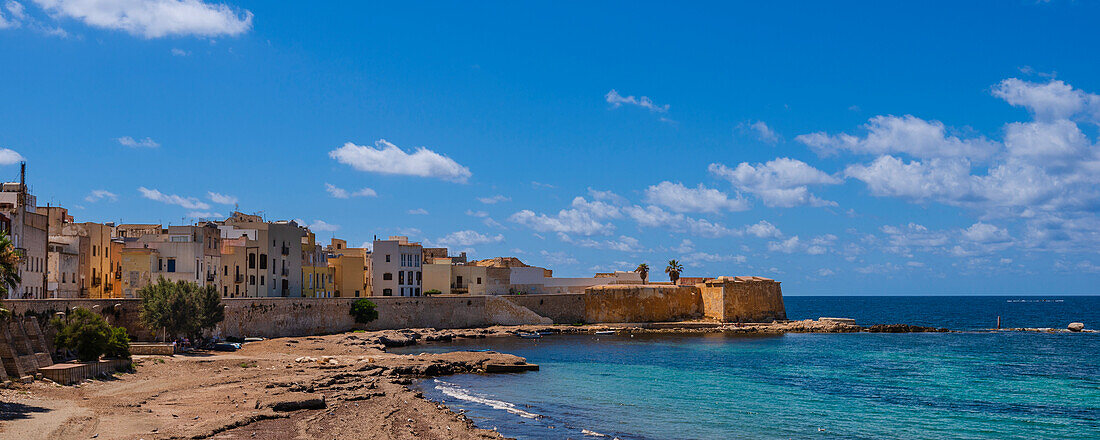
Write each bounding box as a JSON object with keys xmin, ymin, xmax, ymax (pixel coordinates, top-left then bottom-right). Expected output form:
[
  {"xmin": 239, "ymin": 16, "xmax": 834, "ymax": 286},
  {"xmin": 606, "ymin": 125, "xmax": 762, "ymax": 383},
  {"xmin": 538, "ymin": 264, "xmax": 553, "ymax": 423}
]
[
  {"xmin": 257, "ymin": 393, "xmax": 327, "ymax": 412},
  {"xmin": 865, "ymin": 324, "xmax": 947, "ymax": 333},
  {"xmin": 1068, "ymin": 322, "xmax": 1085, "ymax": 332}
]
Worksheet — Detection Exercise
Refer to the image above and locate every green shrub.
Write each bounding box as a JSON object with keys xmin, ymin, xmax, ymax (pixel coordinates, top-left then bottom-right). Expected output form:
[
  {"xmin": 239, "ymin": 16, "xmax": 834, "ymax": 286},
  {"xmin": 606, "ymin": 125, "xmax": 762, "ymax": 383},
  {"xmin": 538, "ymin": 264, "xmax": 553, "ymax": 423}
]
[
  {"xmin": 349, "ymin": 298, "xmax": 379, "ymax": 324},
  {"xmin": 105, "ymin": 326, "xmax": 131, "ymax": 359},
  {"xmin": 425, "ymin": 289, "xmax": 441, "ymax": 295},
  {"xmin": 53, "ymin": 308, "xmax": 111, "ymax": 362}
]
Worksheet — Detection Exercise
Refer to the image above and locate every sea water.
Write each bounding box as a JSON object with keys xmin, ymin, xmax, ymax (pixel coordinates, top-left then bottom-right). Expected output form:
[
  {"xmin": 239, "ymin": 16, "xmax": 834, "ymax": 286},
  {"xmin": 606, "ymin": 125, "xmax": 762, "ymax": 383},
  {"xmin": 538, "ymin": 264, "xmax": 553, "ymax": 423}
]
[{"xmin": 395, "ymin": 296, "xmax": 1100, "ymax": 439}]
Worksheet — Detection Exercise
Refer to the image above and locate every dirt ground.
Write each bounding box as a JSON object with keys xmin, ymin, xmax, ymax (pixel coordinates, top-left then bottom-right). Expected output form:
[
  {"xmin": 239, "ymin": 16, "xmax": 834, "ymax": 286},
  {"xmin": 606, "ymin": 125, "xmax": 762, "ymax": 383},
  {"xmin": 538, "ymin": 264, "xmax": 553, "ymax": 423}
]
[{"xmin": 0, "ymin": 328, "xmax": 543, "ymax": 440}]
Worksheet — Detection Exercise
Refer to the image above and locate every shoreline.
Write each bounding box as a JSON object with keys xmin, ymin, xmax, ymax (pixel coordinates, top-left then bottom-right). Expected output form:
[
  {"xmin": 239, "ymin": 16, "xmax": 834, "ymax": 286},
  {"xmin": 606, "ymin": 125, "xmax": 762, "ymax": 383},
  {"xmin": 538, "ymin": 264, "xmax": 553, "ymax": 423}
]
[{"xmin": 0, "ymin": 320, "xmax": 1088, "ymax": 439}]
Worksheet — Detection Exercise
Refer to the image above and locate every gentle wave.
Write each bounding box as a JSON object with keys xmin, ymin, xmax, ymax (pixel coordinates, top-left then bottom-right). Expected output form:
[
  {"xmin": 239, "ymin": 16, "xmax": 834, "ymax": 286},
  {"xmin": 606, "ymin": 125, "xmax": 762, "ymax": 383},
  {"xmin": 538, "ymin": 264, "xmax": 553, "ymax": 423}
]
[{"xmin": 434, "ymin": 379, "xmax": 542, "ymax": 419}]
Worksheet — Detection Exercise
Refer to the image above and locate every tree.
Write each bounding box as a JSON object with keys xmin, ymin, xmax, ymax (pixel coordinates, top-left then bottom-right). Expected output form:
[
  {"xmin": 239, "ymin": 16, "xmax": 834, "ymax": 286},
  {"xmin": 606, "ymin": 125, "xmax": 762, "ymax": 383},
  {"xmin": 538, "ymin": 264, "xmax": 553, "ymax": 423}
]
[
  {"xmin": 635, "ymin": 263, "xmax": 649, "ymax": 284},
  {"xmin": 665, "ymin": 260, "xmax": 683, "ymax": 285},
  {"xmin": 105, "ymin": 326, "xmax": 132, "ymax": 359},
  {"xmin": 0, "ymin": 230, "xmax": 22, "ymax": 298},
  {"xmin": 53, "ymin": 308, "xmax": 112, "ymax": 361},
  {"xmin": 139, "ymin": 278, "xmax": 225, "ymax": 341},
  {"xmin": 349, "ymin": 298, "xmax": 379, "ymax": 324}
]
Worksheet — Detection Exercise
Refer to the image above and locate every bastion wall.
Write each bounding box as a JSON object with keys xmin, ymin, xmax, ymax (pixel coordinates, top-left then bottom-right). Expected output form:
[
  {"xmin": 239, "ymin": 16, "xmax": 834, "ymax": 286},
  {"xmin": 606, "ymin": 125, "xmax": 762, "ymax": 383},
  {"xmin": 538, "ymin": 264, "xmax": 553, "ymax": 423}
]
[{"xmin": 0, "ymin": 279, "xmax": 785, "ymax": 339}]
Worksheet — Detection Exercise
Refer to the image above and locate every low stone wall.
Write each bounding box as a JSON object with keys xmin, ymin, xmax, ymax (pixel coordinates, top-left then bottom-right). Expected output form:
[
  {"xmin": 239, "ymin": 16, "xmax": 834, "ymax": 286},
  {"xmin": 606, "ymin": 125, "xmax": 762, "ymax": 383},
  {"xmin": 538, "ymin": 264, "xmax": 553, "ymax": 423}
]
[
  {"xmin": 583, "ymin": 285, "xmax": 703, "ymax": 323},
  {"xmin": 503, "ymin": 294, "xmax": 586, "ymax": 323}
]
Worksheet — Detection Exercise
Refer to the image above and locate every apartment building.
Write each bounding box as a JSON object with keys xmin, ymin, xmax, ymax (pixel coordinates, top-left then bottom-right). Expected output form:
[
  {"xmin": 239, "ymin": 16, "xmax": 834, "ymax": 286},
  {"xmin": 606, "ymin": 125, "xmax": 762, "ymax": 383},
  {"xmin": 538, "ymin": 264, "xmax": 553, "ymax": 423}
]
[
  {"xmin": 301, "ymin": 230, "xmax": 335, "ymax": 298},
  {"xmin": 0, "ymin": 176, "xmax": 47, "ymax": 299},
  {"xmin": 325, "ymin": 238, "xmax": 370, "ymax": 298},
  {"xmin": 46, "ymin": 237, "xmax": 79, "ymax": 298},
  {"xmin": 121, "ymin": 224, "xmax": 221, "ymax": 297},
  {"xmin": 371, "ymin": 236, "xmax": 422, "ymax": 297},
  {"xmin": 219, "ymin": 212, "xmax": 305, "ymax": 297}
]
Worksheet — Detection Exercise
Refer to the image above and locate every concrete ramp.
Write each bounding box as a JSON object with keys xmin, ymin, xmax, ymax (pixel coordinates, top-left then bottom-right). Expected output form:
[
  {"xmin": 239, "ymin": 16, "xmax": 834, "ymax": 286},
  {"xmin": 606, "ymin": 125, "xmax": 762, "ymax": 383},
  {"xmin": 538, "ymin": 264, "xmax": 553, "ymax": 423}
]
[{"xmin": 484, "ymin": 296, "xmax": 552, "ymax": 326}]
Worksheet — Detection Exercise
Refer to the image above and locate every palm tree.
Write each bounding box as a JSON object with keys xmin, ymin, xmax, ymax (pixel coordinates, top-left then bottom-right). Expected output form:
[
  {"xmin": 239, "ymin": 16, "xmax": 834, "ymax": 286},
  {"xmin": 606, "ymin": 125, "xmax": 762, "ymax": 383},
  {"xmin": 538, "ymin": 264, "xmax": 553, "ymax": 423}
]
[
  {"xmin": 665, "ymin": 259, "xmax": 683, "ymax": 285},
  {"xmin": 0, "ymin": 230, "xmax": 22, "ymax": 298},
  {"xmin": 634, "ymin": 263, "xmax": 649, "ymax": 284}
]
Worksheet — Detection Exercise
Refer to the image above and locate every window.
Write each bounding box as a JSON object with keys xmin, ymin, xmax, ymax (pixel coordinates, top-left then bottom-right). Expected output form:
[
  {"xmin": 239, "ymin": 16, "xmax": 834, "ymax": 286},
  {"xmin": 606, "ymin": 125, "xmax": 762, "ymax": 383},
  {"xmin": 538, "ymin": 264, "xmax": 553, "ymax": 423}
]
[
  {"xmin": 250, "ymin": 275, "xmax": 256, "ymax": 285},
  {"xmin": 417, "ymin": 271, "xmax": 421, "ymax": 285},
  {"xmin": 92, "ymin": 246, "xmax": 97, "ymax": 257},
  {"xmin": 385, "ymin": 254, "xmax": 390, "ymax": 263},
  {"xmin": 158, "ymin": 259, "xmax": 163, "ymax": 271},
  {"xmin": 248, "ymin": 253, "xmax": 256, "ymax": 269},
  {"xmin": 260, "ymin": 254, "xmax": 268, "ymax": 269},
  {"xmin": 167, "ymin": 259, "xmax": 176, "ymax": 273},
  {"xmin": 383, "ymin": 272, "xmax": 392, "ymax": 281},
  {"xmin": 477, "ymin": 277, "xmax": 482, "ymax": 285},
  {"xmin": 223, "ymin": 286, "xmax": 228, "ymax": 296},
  {"xmin": 383, "ymin": 288, "xmax": 392, "ymax": 296},
  {"xmin": 309, "ymin": 274, "xmax": 314, "ymax": 288},
  {"xmin": 224, "ymin": 265, "xmax": 228, "ymax": 276},
  {"xmin": 415, "ymin": 288, "xmax": 420, "ymax": 296},
  {"xmin": 261, "ymin": 276, "xmax": 265, "ymax": 286},
  {"xmin": 399, "ymin": 271, "xmax": 404, "ymax": 284},
  {"xmin": 354, "ymin": 290, "xmax": 360, "ymax": 297}
]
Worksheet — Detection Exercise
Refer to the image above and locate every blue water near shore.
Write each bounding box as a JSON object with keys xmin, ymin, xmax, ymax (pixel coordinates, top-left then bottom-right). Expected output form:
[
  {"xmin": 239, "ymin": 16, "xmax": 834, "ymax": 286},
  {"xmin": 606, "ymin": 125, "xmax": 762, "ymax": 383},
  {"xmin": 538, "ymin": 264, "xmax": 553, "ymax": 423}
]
[{"xmin": 396, "ymin": 296, "xmax": 1100, "ymax": 439}]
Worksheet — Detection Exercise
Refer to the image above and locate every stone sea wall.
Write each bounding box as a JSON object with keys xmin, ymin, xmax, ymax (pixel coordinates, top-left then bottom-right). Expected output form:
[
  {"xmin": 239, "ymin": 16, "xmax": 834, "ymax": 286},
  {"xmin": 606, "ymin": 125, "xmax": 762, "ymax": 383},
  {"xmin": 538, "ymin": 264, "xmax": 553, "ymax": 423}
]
[{"xmin": 1, "ymin": 280, "xmax": 786, "ymax": 339}]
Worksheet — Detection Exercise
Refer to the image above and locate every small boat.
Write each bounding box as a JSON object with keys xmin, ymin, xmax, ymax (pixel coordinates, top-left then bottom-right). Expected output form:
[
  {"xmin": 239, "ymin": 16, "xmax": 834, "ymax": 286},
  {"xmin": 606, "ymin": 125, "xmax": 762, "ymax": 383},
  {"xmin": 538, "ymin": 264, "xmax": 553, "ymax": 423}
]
[
  {"xmin": 594, "ymin": 330, "xmax": 615, "ymax": 335},
  {"xmin": 517, "ymin": 332, "xmax": 542, "ymax": 339}
]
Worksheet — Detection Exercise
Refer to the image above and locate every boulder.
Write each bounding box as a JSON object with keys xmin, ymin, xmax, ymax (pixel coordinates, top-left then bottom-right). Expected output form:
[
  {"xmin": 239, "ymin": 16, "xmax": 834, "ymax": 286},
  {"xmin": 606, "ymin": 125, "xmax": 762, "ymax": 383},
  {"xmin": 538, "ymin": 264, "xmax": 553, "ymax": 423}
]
[{"xmin": 1068, "ymin": 322, "xmax": 1085, "ymax": 332}]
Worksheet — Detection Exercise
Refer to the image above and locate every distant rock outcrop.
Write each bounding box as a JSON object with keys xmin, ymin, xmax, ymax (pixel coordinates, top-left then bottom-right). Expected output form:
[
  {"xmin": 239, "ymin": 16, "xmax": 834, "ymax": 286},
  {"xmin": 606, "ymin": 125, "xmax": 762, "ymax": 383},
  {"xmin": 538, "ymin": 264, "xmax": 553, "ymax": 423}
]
[{"xmin": 1068, "ymin": 322, "xmax": 1085, "ymax": 332}]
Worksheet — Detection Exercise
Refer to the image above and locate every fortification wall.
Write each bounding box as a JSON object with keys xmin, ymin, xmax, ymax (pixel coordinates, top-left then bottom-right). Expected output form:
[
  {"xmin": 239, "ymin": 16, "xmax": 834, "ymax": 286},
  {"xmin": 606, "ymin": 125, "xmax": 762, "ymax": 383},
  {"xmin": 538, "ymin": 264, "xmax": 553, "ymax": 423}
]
[
  {"xmin": 504, "ymin": 294, "xmax": 586, "ymax": 323},
  {"xmin": 699, "ymin": 280, "xmax": 786, "ymax": 322},
  {"xmin": 583, "ymin": 285, "xmax": 702, "ymax": 323}
]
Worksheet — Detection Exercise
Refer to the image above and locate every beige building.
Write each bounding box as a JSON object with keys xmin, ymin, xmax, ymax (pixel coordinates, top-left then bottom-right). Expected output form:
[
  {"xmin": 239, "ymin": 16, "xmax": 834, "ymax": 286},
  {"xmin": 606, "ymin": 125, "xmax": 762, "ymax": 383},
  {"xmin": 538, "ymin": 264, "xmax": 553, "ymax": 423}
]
[
  {"xmin": 46, "ymin": 237, "xmax": 79, "ymax": 298},
  {"xmin": 0, "ymin": 177, "xmax": 48, "ymax": 299},
  {"xmin": 119, "ymin": 247, "xmax": 160, "ymax": 298},
  {"xmin": 219, "ymin": 212, "xmax": 305, "ymax": 297},
  {"xmin": 371, "ymin": 236, "xmax": 422, "ymax": 297},
  {"xmin": 123, "ymin": 224, "xmax": 221, "ymax": 296},
  {"xmin": 424, "ymin": 255, "xmax": 642, "ymax": 295}
]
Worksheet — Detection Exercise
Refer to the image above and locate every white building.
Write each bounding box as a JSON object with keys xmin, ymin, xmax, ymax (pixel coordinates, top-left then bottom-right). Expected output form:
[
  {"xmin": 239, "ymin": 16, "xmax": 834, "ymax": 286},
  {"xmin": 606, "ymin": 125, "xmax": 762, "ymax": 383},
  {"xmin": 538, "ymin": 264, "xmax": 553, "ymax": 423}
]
[
  {"xmin": 371, "ymin": 236, "xmax": 422, "ymax": 296},
  {"xmin": 0, "ymin": 178, "xmax": 48, "ymax": 299}
]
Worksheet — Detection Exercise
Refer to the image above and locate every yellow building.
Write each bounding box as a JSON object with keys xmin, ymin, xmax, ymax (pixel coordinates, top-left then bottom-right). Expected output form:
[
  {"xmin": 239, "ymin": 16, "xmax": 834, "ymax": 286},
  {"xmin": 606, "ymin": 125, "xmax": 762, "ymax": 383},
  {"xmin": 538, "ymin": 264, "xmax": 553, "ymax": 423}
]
[
  {"xmin": 301, "ymin": 231, "xmax": 334, "ymax": 298},
  {"xmin": 326, "ymin": 238, "xmax": 370, "ymax": 297},
  {"xmin": 119, "ymin": 247, "xmax": 159, "ymax": 298}
]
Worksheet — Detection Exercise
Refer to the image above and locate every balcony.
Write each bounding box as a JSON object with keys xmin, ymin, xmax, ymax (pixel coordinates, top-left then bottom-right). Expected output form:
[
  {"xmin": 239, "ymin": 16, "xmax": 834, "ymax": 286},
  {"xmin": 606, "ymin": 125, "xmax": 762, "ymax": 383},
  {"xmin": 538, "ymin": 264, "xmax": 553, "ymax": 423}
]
[
  {"xmin": 206, "ymin": 273, "xmax": 216, "ymax": 282},
  {"xmin": 114, "ymin": 270, "xmax": 121, "ymax": 280},
  {"xmin": 281, "ymin": 268, "xmax": 289, "ymax": 277},
  {"xmin": 450, "ymin": 283, "xmax": 468, "ymax": 294},
  {"xmin": 281, "ymin": 246, "xmax": 290, "ymax": 256},
  {"xmin": 91, "ymin": 277, "xmax": 102, "ymax": 287},
  {"xmin": 235, "ymin": 274, "xmax": 244, "ymax": 284}
]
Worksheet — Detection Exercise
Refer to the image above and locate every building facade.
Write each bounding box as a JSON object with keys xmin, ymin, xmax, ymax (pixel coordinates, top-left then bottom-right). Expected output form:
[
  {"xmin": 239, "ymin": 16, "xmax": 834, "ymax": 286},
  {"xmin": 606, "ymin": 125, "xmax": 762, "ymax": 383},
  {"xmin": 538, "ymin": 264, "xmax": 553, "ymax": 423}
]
[{"xmin": 370, "ymin": 236, "xmax": 422, "ymax": 297}]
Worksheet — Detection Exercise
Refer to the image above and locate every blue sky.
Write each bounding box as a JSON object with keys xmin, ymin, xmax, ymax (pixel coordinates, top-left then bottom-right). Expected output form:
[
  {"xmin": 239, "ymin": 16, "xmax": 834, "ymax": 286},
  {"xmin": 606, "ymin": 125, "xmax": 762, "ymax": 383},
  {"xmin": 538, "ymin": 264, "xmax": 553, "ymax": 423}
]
[{"xmin": 3, "ymin": 1, "xmax": 1100, "ymax": 295}]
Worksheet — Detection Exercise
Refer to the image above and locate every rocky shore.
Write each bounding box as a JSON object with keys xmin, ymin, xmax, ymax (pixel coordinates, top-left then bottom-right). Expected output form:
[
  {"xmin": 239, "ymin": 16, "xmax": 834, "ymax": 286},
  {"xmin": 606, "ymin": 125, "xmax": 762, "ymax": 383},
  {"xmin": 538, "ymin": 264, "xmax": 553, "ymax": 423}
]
[{"xmin": 0, "ymin": 319, "xmax": 960, "ymax": 439}]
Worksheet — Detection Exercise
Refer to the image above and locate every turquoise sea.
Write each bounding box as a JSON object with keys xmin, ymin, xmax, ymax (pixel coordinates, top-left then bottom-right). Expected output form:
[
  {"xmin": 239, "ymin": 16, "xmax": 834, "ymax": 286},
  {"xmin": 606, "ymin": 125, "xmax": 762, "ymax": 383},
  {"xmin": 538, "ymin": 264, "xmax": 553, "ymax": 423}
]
[{"xmin": 396, "ymin": 296, "xmax": 1100, "ymax": 439}]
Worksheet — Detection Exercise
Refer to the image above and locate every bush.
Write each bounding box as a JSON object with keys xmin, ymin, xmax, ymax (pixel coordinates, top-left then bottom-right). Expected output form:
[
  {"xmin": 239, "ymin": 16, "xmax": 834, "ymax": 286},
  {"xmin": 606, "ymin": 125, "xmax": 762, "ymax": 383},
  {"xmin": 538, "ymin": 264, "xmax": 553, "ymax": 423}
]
[
  {"xmin": 424, "ymin": 289, "xmax": 441, "ymax": 295},
  {"xmin": 105, "ymin": 326, "xmax": 131, "ymax": 359},
  {"xmin": 349, "ymin": 298, "xmax": 379, "ymax": 324},
  {"xmin": 53, "ymin": 308, "xmax": 111, "ymax": 362}
]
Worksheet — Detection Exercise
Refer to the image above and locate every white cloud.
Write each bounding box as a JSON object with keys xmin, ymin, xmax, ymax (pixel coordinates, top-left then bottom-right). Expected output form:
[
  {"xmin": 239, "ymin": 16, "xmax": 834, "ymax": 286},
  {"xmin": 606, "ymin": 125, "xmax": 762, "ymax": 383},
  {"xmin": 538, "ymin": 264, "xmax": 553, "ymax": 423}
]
[
  {"xmin": 709, "ymin": 158, "xmax": 840, "ymax": 207},
  {"xmin": 643, "ymin": 181, "xmax": 750, "ymax": 213},
  {"xmin": 796, "ymin": 115, "xmax": 998, "ymax": 161},
  {"xmin": 171, "ymin": 48, "xmax": 189, "ymax": 56},
  {"xmin": 477, "ymin": 195, "xmax": 510, "ymax": 204},
  {"xmin": 540, "ymin": 250, "xmax": 578, "ymax": 266},
  {"xmin": 33, "ymin": 0, "xmax": 253, "ymax": 38},
  {"xmin": 740, "ymin": 120, "xmax": 780, "ymax": 144},
  {"xmin": 962, "ymin": 222, "xmax": 1010, "ymax": 243},
  {"xmin": 744, "ymin": 220, "xmax": 782, "ymax": 238},
  {"xmin": 207, "ymin": 191, "xmax": 237, "ymax": 205},
  {"xmin": 0, "ymin": 1, "xmax": 25, "ymax": 28},
  {"xmin": 324, "ymin": 183, "xmax": 377, "ymax": 199},
  {"xmin": 407, "ymin": 208, "xmax": 429, "ymax": 215},
  {"xmin": 560, "ymin": 234, "xmax": 643, "ymax": 253},
  {"xmin": 0, "ymin": 148, "xmax": 25, "ymax": 165},
  {"xmin": 680, "ymin": 252, "xmax": 747, "ymax": 268},
  {"xmin": 767, "ymin": 234, "xmax": 836, "ymax": 255},
  {"xmin": 329, "ymin": 139, "xmax": 472, "ymax": 183},
  {"xmin": 433, "ymin": 230, "xmax": 504, "ymax": 247},
  {"xmin": 84, "ymin": 189, "xmax": 117, "ymax": 203},
  {"xmin": 605, "ymin": 89, "xmax": 669, "ymax": 113},
  {"xmin": 187, "ymin": 211, "xmax": 222, "ymax": 219},
  {"xmin": 817, "ymin": 268, "xmax": 835, "ymax": 276},
  {"xmin": 308, "ymin": 220, "xmax": 340, "ymax": 232},
  {"xmin": 138, "ymin": 187, "xmax": 210, "ymax": 209},
  {"xmin": 623, "ymin": 205, "xmax": 738, "ymax": 238},
  {"xmin": 509, "ymin": 196, "xmax": 620, "ymax": 236},
  {"xmin": 118, "ymin": 136, "xmax": 159, "ymax": 148},
  {"xmin": 992, "ymin": 78, "xmax": 1100, "ymax": 123}
]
